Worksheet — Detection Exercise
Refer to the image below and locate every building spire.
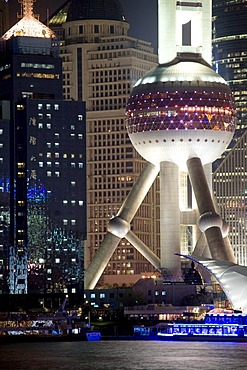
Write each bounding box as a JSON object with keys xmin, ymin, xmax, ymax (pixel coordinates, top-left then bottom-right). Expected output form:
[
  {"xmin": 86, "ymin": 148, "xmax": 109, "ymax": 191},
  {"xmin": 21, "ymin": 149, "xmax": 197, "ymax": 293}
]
[{"xmin": 19, "ymin": 0, "xmax": 36, "ymax": 18}]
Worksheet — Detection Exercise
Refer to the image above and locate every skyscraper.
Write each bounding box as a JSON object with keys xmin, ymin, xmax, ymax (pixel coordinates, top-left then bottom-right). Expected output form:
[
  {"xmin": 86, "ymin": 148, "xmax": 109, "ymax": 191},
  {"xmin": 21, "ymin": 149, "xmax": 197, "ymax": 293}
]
[
  {"xmin": 0, "ymin": 0, "xmax": 86, "ymax": 303},
  {"xmin": 212, "ymin": 0, "xmax": 247, "ymax": 266},
  {"xmin": 212, "ymin": 0, "xmax": 247, "ymax": 141},
  {"xmin": 49, "ymin": 0, "xmax": 159, "ymax": 286},
  {"xmin": 213, "ymin": 130, "xmax": 247, "ymax": 265}
]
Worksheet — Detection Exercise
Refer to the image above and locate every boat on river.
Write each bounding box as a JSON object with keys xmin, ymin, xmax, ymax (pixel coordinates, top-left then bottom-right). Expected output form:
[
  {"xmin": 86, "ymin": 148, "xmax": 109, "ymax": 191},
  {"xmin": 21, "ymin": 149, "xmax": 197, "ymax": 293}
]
[{"xmin": 157, "ymin": 310, "xmax": 247, "ymax": 341}]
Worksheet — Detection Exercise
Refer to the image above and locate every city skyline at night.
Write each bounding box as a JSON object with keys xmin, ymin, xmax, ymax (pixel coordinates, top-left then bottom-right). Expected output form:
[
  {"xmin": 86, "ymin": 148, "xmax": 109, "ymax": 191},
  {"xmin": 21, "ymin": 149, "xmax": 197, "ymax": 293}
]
[{"xmin": 0, "ymin": 1, "xmax": 246, "ymax": 310}]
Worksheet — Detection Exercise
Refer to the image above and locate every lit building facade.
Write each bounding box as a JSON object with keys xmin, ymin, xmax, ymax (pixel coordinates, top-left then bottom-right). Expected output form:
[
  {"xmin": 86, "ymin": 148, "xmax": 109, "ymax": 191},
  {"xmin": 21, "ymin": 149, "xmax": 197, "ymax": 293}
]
[
  {"xmin": 0, "ymin": 0, "xmax": 86, "ymax": 300},
  {"xmin": 212, "ymin": 0, "xmax": 247, "ymax": 143},
  {"xmin": 212, "ymin": 0, "xmax": 247, "ymax": 266},
  {"xmin": 213, "ymin": 130, "xmax": 247, "ymax": 265},
  {"xmin": 49, "ymin": 0, "xmax": 159, "ymax": 286}
]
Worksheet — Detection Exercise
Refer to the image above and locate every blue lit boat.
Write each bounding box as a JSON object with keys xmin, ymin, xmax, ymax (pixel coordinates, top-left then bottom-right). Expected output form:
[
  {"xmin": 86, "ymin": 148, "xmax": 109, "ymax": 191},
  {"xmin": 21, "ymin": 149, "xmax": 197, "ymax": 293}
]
[{"xmin": 157, "ymin": 311, "xmax": 247, "ymax": 341}]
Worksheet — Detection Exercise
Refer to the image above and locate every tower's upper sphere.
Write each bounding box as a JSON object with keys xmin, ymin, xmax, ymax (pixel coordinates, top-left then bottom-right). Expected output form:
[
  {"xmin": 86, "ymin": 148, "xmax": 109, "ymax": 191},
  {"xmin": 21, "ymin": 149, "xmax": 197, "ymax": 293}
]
[
  {"xmin": 67, "ymin": 0, "xmax": 126, "ymax": 22},
  {"xmin": 126, "ymin": 56, "xmax": 236, "ymax": 169}
]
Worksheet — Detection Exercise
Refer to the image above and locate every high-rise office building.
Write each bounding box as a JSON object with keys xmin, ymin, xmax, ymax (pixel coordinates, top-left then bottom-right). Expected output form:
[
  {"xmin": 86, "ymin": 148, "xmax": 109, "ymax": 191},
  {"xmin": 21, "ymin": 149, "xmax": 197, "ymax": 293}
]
[
  {"xmin": 212, "ymin": 0, "xmax": 247, "ymax": 266},
  {"xmin": 49, "ymin": 0, "xmax": 158, "ymax": 286},
  {"xmin": 212, "ymin": 0, "xmax": 247, "ymax": 142},
  {"xmin": 213, "ymin": 130, "xmax": 247, "ymax": 266},
  {"xmin": 0, "ymin": 0, "xmax": 86, "ymax": 302}
]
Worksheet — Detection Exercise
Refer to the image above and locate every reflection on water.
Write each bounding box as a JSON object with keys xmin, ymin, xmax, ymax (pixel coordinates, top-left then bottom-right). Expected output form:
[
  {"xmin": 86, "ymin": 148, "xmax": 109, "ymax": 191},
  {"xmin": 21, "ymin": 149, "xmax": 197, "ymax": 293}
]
[{"xmin": 1, "ymin": 340, "xmax": 247, "ymax": 370}]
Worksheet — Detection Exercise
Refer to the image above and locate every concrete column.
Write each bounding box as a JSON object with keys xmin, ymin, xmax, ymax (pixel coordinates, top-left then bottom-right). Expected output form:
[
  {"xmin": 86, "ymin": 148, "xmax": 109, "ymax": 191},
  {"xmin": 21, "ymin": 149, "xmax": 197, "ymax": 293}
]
[
  {"xmin": 187, "ymin": 157, "xmax": 236, "ymax": 262},
  {"xmin": 84, "ymin": 232, "xmax": 121, "ymax": 289},
  {"xmin": 84, "ymin": 162, "xmax": 160, "ymax": 289},
  {"xmin": 125, "ymin": 230, "xmax": 161, "ymax": 271},
  {"xmin": 160, "ymin": 161, "xmax": 181, "ymax": 279},
  {"xmin": 158, "ymin": 0, "xmax": 177, "ymax": 64},
  {"xmin": 117, "ymin": 162, "xmax": 160, "ymax": 221}
]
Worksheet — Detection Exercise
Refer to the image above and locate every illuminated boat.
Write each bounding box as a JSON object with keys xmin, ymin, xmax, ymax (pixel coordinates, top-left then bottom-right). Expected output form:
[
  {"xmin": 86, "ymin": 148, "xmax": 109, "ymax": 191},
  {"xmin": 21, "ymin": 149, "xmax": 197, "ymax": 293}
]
[{"xmin": 157, "ymin": 310, "xmax": 247, "ymax": 341}]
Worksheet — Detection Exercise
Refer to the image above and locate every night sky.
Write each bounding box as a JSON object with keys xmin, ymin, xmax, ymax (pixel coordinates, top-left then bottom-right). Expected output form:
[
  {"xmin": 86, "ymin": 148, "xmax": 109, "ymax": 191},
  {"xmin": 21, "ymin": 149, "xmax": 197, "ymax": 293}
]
[{"xmin": 9, "ymin": 0, "xmax": 158, "ymax": 52}]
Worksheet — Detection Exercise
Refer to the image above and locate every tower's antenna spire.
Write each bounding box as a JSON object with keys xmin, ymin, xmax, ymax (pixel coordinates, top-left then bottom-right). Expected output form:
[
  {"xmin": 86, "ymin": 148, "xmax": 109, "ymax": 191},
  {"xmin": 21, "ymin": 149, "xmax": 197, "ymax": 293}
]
[{"xmin": 18, "ymin": 0, "xmax": 36, "ymax": 17}]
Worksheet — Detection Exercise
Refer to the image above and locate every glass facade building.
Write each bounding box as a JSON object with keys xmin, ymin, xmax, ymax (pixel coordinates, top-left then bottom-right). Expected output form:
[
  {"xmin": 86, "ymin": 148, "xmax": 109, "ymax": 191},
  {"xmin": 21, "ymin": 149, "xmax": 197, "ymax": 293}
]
[
  {"xmin": 0, "ymin": 5, "xmax": 87, "ymax": 304},
  {"xmin": 212, "ymin": 0, "xmax": 247, "ymax": 266},
  {"xmin": 212, "ymin": 0, "xmax": 247, "ymax": 142}
]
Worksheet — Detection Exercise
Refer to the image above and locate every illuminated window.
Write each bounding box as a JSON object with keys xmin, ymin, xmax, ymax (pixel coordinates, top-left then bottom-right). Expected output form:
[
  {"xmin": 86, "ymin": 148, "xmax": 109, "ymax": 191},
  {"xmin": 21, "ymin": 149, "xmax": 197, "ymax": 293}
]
[
  {"xmin": 91, "ymin": 293, "xmax": 96, "ymax": 298},
  {"xmin": 46, "ymin": 104, "xmax": 51, "ymax": 110},
  {"xmin": 63, "ymin": 219, "xmax": 68, "ymax": 225},
  {"xmin": 38, "ymin": 104, "xmax": 43, "ymax": 110},
  {"xmin": 55, "ymin": 171, "xmax": 60, "ymax": 177},
  {"xmin": 47, "ymin": 143, "xmax": 51, "ymax": 148},
  {"xmin": 71, "ymin": 181, "xmax": 75, "ymax": 186},
  {"xmin": 38, "ymin": 123, "xmax": 43, "ymax": 128},
  {"xmin": 71, "ymin": 163, "xmax": 75, "ymax": 168},
  {"xmin": 63, "ymin": 200, "xmax": 68, "ymax": 204},
  {"xmin": 78, "ymin": 134, "xmax": 83, "ymax": 139},
  {"xmin": 79, "ymin": 201, "xmax": 84, "ymax": 206},
  {"xmin": 71, "ymin": 125, "xmax": 75, "ymax": 130},
  {"xmin": 47, "ymin": 153, "xmax": 51, "ymax": 158},
  {"xmin": 79, "ymin": 163, "xmax": 83, "ymax": 168},
  {"xmin": 47, "ymin": 171, "xmax": 51, "ymax": 177},
  {"xmin": 78, "ymin": 115, "xmax": 83, "ymax": 121},
  {"xmin": 47, "ymin": 124, "xmax": 51, "ymax": 129},
  {"xmin": 55, "ymin": 153, "xmax": 59, "ymax": 158},
  {"xmin": 71, "ymin": 220, "xmax": 76, "ymax": 225},
  {"xmin": 54, "ymin": 104, "xmax": 59, "ymax": 110},
  {"xmin": 72, "ymin": 288, "xmax": 76, "ymax": 293},
  {"xmin": 55, "ymin": 258, "xmax": 60, "ymax": 263}
]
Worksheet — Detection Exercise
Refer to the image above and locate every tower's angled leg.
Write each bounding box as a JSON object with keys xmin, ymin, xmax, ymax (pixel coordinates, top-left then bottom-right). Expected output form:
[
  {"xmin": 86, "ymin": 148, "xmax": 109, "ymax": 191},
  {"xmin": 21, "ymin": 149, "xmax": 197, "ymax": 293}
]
[
  {"xmin": 84, "ymin": 162, "xmax": 160, "ymax": 289},
  {"xmin": 192, "ymin": 231, "xmax": 211, "ymax": 258},
  {"xmin": 187, "ymin": 157, "xmax": 236, "ymax": 263},
  {"xmin": 84, "ymin": 232, "xmax": 122, "ymax": 289},
  {"xmin": 125, "ymin": 230, "xmax": 161, "ymax": 271}
]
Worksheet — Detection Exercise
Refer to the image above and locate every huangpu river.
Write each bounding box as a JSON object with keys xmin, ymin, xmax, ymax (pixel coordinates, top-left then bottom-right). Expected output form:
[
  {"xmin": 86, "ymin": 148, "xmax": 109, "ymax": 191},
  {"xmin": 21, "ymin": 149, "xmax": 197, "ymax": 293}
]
[{"xmin": 1, "ymin": 340, "xmax": 247, "ymax": 370}]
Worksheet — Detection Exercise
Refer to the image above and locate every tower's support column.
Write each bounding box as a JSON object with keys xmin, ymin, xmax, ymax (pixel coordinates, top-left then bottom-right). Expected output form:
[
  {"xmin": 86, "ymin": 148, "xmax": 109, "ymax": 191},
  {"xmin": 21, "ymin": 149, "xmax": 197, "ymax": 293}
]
[
  {"xmin": 85, "ymin": 162, "xmax": 160, "ymax": 289},
  {"xmin": 125, "ymin": 230, "xmax": 161, "ymax": 271},
  {"xmin": 160, "ymin": 161, "xmax": 181, "ymax": 279},
  {"xmin": 158, "ymin": 0, "xmax": 176, "ymax": 64},
  {"xmin": 187, "ymin": 157, "xmax": 236, "ymax": 262}
]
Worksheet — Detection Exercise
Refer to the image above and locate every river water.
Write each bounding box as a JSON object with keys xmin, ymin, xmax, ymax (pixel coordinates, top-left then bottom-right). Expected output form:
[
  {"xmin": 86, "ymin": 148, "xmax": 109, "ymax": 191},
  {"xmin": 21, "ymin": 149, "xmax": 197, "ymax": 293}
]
[{"xmin": 1, "ymin": 340, "xmax": 247, "ymax": 370}]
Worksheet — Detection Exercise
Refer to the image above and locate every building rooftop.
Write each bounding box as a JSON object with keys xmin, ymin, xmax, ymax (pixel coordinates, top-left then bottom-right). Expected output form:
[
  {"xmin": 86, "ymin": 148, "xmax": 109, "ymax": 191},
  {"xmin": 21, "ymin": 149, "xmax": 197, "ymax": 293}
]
[
  {"xmin": 1, "ymin": 0, "xmax": 56, "ymax": 40},
  {"xmin": 66, "ymin": 0, "xmax": 126, "ymax": 22}
]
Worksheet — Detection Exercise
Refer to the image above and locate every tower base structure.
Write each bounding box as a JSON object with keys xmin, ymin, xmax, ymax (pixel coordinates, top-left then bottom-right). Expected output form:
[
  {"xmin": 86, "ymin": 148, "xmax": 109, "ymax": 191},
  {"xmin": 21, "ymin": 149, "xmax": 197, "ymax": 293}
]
[{"xmin": 85, "ymin": 157, "xmax": 236, "ymax": 289}]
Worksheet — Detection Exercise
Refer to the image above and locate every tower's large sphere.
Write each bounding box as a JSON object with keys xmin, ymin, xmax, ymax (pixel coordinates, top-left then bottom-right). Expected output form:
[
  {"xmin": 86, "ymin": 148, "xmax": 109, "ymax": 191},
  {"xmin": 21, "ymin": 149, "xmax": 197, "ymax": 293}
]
[{"xmin": 126, "ymin": 57, "xmax": 236, "ymax": 169}]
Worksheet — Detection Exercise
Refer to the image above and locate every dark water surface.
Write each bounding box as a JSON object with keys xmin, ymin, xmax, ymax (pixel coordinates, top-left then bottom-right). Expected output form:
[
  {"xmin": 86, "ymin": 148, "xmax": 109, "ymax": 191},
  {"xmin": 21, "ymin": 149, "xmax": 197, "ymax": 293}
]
[{"xmin": 1, "ymin": 340, "xmax": 247, "ymax": 370}]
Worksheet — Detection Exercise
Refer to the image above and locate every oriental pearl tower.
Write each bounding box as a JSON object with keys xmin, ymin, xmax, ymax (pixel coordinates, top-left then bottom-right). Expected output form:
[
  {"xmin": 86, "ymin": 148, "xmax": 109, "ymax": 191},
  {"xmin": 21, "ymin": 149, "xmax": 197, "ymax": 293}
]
[{"xmin": 85, "ymin": 0, "xmax": 237, "ymax": 289}]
